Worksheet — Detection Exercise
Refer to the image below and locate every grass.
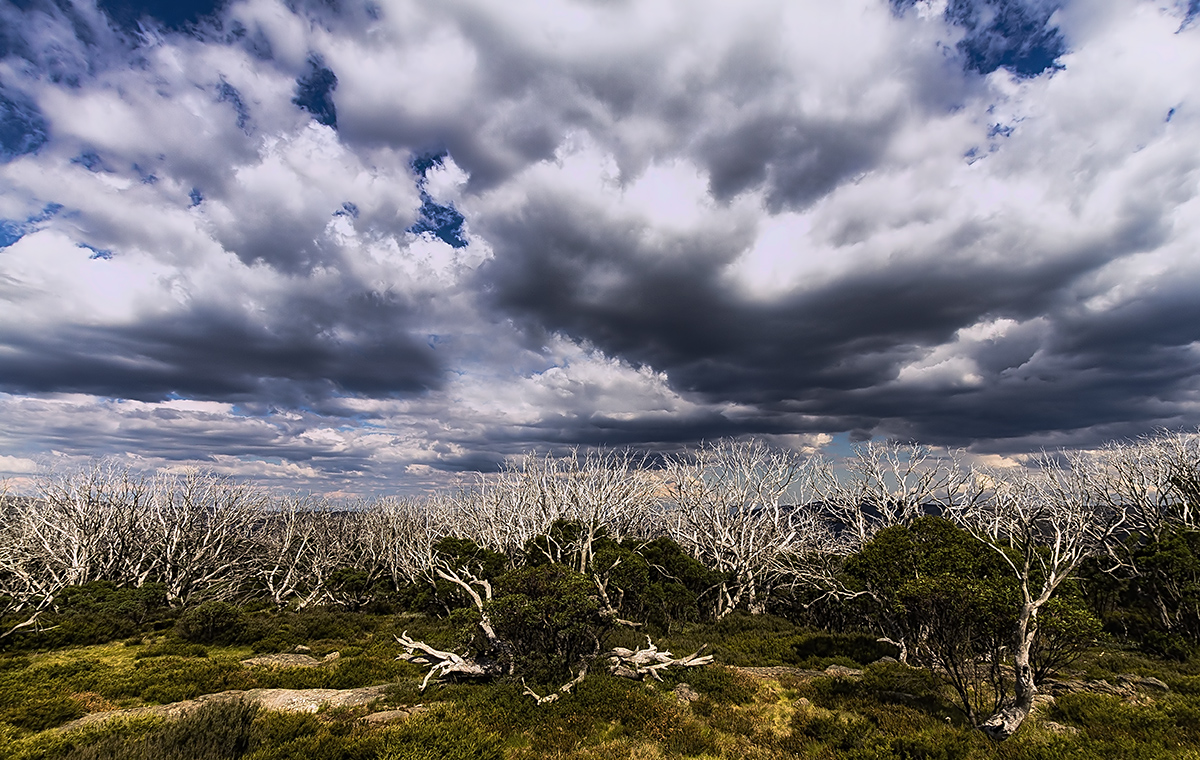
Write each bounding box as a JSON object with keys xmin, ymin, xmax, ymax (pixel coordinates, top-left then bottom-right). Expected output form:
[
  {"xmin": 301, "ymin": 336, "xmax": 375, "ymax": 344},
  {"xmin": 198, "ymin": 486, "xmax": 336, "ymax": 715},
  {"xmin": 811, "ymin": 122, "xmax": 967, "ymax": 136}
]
[{"xmin": 4, "ymin": 608, "xmax": 1200, "ymax": 759}]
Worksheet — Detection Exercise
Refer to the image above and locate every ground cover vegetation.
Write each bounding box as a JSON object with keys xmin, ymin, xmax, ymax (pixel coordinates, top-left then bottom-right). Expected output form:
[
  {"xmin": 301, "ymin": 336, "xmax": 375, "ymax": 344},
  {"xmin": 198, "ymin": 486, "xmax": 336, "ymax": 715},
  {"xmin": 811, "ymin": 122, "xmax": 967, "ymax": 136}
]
[{"xmin": 0, "ymin": 433, "xmax": 1199, "ymax": 757}]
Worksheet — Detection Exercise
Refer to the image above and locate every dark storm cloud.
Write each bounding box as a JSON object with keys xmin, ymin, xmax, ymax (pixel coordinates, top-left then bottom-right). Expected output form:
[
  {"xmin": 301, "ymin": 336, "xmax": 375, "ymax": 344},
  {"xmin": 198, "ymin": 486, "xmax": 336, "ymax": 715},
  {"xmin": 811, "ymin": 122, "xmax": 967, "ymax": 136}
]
[
  {"xmin": 696, "ymin": 110, "xmax": 901, "ymax": 212},
  {"xmin": 1, "ymin": 0, "xmax": 1198, "ymax": 492},
  {"xmin": 482, "ymin": 196, "xmax": 1051, "ymax": 391},
  {"xmin": 476, "ymin": 127, "xmax": 1200, "ymax": 450},
  {"xmin": 0, "ymin": 284, "xmax": 442, "ymax": 401}
]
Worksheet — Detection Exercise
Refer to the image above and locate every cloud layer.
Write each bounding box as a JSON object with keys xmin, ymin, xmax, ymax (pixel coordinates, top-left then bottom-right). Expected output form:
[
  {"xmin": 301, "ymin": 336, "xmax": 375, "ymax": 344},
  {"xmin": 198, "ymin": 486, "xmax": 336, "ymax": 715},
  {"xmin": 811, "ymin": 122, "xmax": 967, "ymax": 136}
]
[{"xmin": 1, "ymin": 0, "xmax": 1198, "ymax": 491}]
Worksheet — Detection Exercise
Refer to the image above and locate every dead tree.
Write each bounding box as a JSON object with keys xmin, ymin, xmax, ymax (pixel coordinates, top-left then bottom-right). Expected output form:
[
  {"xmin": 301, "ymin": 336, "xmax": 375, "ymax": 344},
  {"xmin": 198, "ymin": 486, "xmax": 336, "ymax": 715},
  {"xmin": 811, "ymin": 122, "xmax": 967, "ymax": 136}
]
[
  {"xmin": 148, "ymin": 469, "xmax": 264, "ymax": 605},
  {"xmin": 0, "ymin": 464, "xmax": 158, "ymax": 636},
  {"xmin": 393, "ymin": 549, "xmax": 513, "ymax": 691},
  {"xmin": 606, "ymin": 638, "xmax": 713, "ymax": 680},
  {"xmin": 253, "ymin": 496, "xmax": 320, "ymax": 608},
  {"xmin": 250, "ymin": 497, "xmax": 360, "ymax": 609},
  {"xmin": 812, "ymin": 441, "xmax": 973, "ymax": 550},
  {"xmin": 396, "ymin": 631, "xmax": 504, "ymax": 690},
  {"xmin": 800, "ymin": 443, "xmax": 985, "ymax": 661},
  {"xmin": 447, "ymin": 458, "xmax": 562, "ymax": 557},
  {"xmin": 1102, "ymin": 432, "xmax": 1200, "ymax": 539},
  {"xmin": 25, "ymin": 462, "xmax": 155, "ymax": 588},
  {"xmin": 665, "ymin": 439, "xmax": 822, "ymax": 617},
  {"xmin": 360, "ymin": 496, "xmax": 444, "ymax": 591},
  {"xmin": 946, "ymin": 454, "xmax": 1129, "ymax": 740}
]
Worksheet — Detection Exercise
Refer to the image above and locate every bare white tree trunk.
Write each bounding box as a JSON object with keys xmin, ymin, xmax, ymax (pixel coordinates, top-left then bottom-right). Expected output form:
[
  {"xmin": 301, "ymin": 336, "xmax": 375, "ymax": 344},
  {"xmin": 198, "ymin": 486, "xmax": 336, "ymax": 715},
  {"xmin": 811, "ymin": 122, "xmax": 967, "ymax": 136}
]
[
  {"xmin": 951, "ymin": 453, "xmax": 1128, "ymax": 740},
  {"xmin": 148, "ymin": 469, "xmax": 263, "ymax": 605},
  {"xmin": 812, "ymin": 441, "xmax": 975, "ymax": 550},
  {"xmin": 665, "ymin": 439, "xmax": 822, "ymax": 618}
]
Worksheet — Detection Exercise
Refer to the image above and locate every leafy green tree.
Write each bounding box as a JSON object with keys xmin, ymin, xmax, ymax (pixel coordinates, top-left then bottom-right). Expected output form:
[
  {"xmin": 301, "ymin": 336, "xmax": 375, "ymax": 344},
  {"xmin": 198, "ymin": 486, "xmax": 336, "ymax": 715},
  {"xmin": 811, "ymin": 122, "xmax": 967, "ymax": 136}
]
[
  {"xmin": 846, "ymin": 516, "xmax": 1100, "ymax": 729},
  {"xmin": 843, "ymin": 516, "xmax": 1010, "ymax": 664},
  {"xmin": 487, "ymin": 563, "xmax": 612, "ymax": 684}
]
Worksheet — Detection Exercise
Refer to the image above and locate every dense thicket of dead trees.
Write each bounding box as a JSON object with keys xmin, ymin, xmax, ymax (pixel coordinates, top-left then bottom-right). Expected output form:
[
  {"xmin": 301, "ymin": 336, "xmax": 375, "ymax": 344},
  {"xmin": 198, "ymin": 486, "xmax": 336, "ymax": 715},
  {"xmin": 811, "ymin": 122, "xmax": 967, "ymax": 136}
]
[{"xmin": 1, "ymin": 432, "xmax": 1198, "ymax": 738}]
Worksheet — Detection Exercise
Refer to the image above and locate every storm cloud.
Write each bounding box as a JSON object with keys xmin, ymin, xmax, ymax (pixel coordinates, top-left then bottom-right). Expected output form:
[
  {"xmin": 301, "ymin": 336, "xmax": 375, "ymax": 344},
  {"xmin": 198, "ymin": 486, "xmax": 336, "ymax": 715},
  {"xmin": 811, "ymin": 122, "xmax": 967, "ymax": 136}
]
[{"xmin": 0, "ymin": 0, "xmax": 1197, "ymax": 492}]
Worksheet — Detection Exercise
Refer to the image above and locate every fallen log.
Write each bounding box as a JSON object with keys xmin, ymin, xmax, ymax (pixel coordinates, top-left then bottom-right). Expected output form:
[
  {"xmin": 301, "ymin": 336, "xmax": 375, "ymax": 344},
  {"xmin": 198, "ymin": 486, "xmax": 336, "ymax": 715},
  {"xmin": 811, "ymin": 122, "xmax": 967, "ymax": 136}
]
[
  {"xmin": 522, "ymin": 668, "xmax": 589, "ymax": 704},
  {"xmin": 395, "ymin": 631, "xmax": 502, "ymax": 691},
  {"xmin": 607, "ymin": 638, "xmax": 712, "ymax": 681}
]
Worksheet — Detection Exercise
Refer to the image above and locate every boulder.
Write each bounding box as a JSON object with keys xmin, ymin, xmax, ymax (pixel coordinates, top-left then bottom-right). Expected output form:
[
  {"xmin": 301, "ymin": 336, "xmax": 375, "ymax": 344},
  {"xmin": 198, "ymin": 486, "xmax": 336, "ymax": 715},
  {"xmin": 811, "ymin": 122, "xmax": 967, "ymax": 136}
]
[
  {"xmin": 823, "ymin": 664, "xmax": 863, "ymax": 678},
  {"xmin": 241, "ymin": 651, "xmax": 341, "ymax": 669},
  {"xmin": 673, "ymin": 683, "xmax": 700, "ymax": 705}
]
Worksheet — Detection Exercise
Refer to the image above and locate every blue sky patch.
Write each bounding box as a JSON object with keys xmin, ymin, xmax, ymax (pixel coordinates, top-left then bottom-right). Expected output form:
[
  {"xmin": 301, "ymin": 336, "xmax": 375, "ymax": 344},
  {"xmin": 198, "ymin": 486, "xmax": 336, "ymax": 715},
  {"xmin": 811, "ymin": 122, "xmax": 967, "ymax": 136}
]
[
  {"xmin": 217, "ymin": 79, "xmax": 251, "ymax": 131},
  {"xmin": 947, "ymin": 0, "xmax": 1066, "ymax": 78},
  {"xmin": 30, "ymin": 203, "xmax": 62, "ymax": 223},
  {"xmin": 893, "ymin": 0, "xmax": 1066, "ymax": 78},
  {"xmin": 81, "ymin": 243, "xmax": 114, "ymax": 260},
  {"xmin": 97, "ymin": 0, "xmax": 225, "ymax": 31},
  {"xmin": 0, "ymin": 89, "xmax": 48, "ymax": 163},
  {"xmin": 412, "ymin": 150, "xmax": 448, "ymax": 179},
  {"xmin": 409, "ymin": 192, "xmax": 467, "ymax": 248},
  {"xmin": 0, "ymin": 203, "xmax": 63, "ymax": 248},
  {"xmin": 189, "ymin": 188, "xmax": 204, "ymax": 207},
  {"xmin": 293, "ymin": 56, "xmax": 338, "ymax": 129},
  {"xmin": 0, "ymin": 220, "xmax": 23, "ymax": 248},
  {"xmin": 1184, "ymin": 0, "xmax": 1200, "ymax": 29}
]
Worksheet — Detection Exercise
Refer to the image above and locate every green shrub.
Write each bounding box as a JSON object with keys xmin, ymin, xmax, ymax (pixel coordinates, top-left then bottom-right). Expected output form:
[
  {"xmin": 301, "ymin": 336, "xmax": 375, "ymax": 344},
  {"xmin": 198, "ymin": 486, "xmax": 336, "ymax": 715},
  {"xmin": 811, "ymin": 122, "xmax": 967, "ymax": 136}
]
[
  {"xmin": 5, "ymin": 583, "xmax": 170, "ymax": 651},
  {"xmin": 871, "ymin": 728, "xmax": 975, "ymax": 760},
  {"xmin": 375, "ymin": 710, "xmax": 503, "ymax": 760},
  {"xmin": 2, "ymin": 695, "xmax": 86, "ymax": 732},
  {"xmin": 792, "ymin": 708, "xmax": 874, "ymax": 751},
  {"xmin": 134, "ymin": 639, "xmax": 210, "ymax": 659},
  {"xmin": 861, "ymin": 661, "xmax": 944, "ymax": 699},
  {"xmin": 662, "ymin": 664, "xmax": 756, "ymax": 705},
  {"xmin": 792, "ymin": 632, "xmax": 901, "ymax": 667},
  {"xmin": 176, "ymin": 602, "xmax": 246, "ymax": 645},
  {"xmin": 487, "ymin": 564, "xmax": 612, "ymax": 683},
  {"xmin": 1050, "ymin": 692, "xmax": 1174, "ymax": 743},
  {"xmin": 121, "ymin": 656, "xmax": 254, "ymax": 703},
  {"xmin": 0, "ymin": 715, "xmax": 164, "ymax": 760},
  {"xmin": 65, "ymin": 699, "xmax": 259, "ymax": 760},
  {"xmin": 248, "ymin": 711, "xmax": 324, "ymax": 749},
  {"xmin": 629, "ymin": 536, "xmax": 724, "ymax": 628}
]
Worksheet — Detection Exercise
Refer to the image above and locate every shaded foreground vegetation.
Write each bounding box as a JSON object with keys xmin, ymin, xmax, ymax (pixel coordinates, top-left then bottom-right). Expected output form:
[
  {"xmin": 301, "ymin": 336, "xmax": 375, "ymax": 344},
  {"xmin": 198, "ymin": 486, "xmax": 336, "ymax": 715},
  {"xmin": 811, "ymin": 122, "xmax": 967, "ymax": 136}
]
[
  {"xmin": 4, "ymin": 606, "xmax": 1200, "ymax": 759},
  {"xmin": 3, "ymin": 432, "xmax": 1200, "ymax": 754}
]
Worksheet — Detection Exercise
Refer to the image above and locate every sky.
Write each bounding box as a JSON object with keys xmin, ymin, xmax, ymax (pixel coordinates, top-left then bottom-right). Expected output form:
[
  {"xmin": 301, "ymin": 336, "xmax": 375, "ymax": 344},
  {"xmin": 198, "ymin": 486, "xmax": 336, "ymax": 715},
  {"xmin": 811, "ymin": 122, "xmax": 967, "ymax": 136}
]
[{"xmin": 0, "ymin": 0, "xmax": 1198, "ymax": 494}]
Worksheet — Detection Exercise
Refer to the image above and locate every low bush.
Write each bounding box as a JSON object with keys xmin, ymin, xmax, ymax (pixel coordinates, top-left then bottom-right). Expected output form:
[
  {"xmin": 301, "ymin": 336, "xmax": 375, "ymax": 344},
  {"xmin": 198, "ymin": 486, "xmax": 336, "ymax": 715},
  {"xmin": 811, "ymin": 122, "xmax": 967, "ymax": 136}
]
[
  {"xmin": 121, "ymin": 656, "xmax": 255, "ymax": 704},
  {"xmin": 133, "ymin": 640, "xmax": 210, "ymax": 659},
  {"xmin": 861, "ymin": 661, "xmax": 945, "ymax": 701},
  {"xmin": 1, "ymin": 695, "xmax": 86, "ymax": 732},
  {"xmin": 3, "ymin": 583, "xmax": 171, "ymax": 651},
  {"xmin": 0, "ymin": 715, "xmax": 164, "ymax": 760},
  {"xmin": 1049, "ymin": 692, "xmax": 1174, "ymax": 744},
  {"xmin": 375, "ymin": 710, "xmax": 504, "ymax": 760},
  {"xmin": 660, "ymin": 664, "xmax": 757, "ymax": 705},
  {"xmin": 791, "ymin": 632, "xmax": 900, "ymax": 667},
  {"xmin": 176, "ymin": 602, "xmax": 246, "ymax": 646},
  {"xmin": 68, "ymin": 699, "xmax": 259, "ymax": 760}
]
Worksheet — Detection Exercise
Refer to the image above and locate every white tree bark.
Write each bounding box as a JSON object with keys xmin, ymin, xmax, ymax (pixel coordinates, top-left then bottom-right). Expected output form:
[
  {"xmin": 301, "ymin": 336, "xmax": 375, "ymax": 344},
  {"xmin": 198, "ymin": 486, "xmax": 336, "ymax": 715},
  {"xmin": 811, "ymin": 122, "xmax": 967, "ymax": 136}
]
[
  {"xmin": 148, "ymin": 469, "xmax": 263, "ymax": 605},
  {"xmin": 665, "ymin": 439, "xmax": 822, "ymax": 617},
  {"xmin": 949, "ymin": 454, "xmax": 1129, "ymax": 739}
]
